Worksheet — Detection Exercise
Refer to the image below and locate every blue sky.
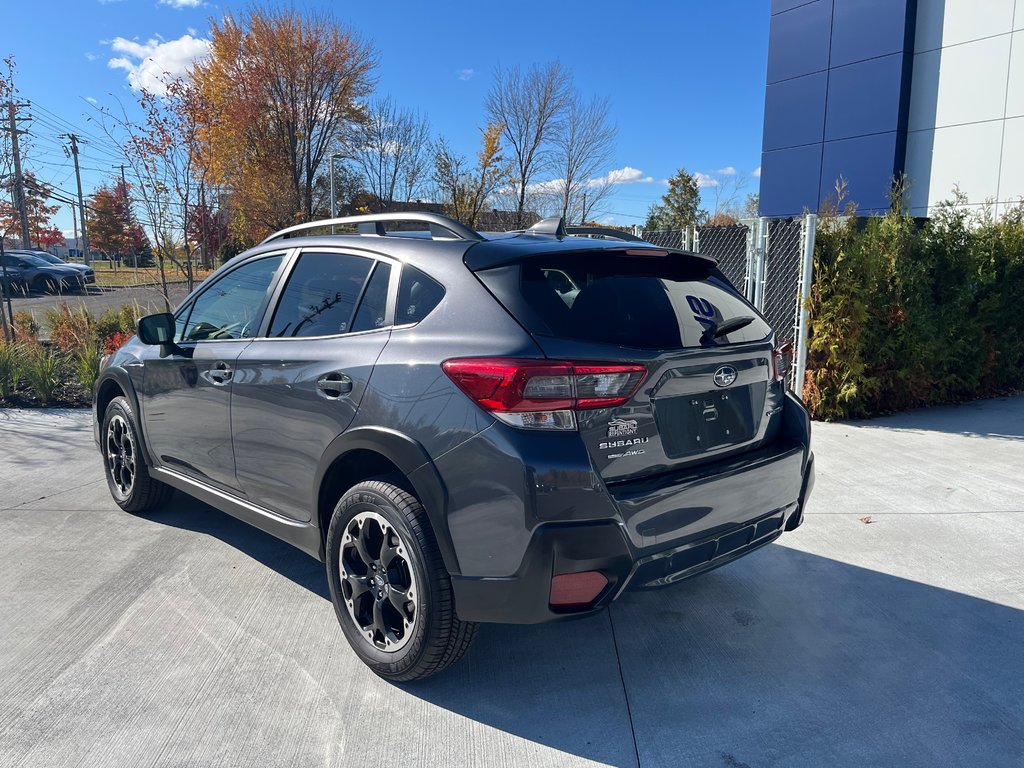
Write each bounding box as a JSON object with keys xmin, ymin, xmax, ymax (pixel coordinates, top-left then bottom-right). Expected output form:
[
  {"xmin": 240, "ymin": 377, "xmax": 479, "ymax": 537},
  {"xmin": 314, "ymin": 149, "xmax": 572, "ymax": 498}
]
[{"xmin": 5, "ymin": 0, "xmax": 770, "ymax": 235}]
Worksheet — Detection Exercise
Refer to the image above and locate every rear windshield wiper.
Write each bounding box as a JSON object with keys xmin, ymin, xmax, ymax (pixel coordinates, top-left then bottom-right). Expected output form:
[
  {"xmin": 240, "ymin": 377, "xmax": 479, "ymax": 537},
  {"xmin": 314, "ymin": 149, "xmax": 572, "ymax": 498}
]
[{"xmin": 700, "ymin": 315, "xmax": 755, "ymax": 346}]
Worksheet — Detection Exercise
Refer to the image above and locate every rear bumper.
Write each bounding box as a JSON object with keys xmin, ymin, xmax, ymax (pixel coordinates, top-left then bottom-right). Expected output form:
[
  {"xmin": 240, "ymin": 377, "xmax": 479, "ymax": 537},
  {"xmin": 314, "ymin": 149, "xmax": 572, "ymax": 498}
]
[{"xmin": 452, "ymin": 445, "xmax": 815, "ymax": 624}]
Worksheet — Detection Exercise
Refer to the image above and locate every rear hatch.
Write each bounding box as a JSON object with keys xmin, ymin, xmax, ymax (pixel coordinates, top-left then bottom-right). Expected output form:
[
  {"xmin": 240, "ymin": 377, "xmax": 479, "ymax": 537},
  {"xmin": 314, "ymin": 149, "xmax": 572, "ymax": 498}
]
[{"xmin": 469, "ymin": 245, "xmax": 786, "ymax": 484}]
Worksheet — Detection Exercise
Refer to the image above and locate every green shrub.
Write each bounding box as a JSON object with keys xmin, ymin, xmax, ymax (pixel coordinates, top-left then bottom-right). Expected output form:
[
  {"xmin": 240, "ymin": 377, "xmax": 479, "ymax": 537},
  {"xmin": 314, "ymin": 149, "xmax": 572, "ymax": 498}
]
[
  {"xmin": 21, "ymin": 345, "xmax": 63, "ymax": 405},
  {"xmin": 0, "ymin": 340, "xmax": 23, "ymax": 399},
  {"xmin": 805, "ymin": 187, "xmax": 1024, "ymax": 420},
  {"xmin": 74, "ymin": 344, "xmax": 103, "ymax": 392},
  {"xmin": 96, "ymin": 303, "xmax": 141, "ymax": 348}
]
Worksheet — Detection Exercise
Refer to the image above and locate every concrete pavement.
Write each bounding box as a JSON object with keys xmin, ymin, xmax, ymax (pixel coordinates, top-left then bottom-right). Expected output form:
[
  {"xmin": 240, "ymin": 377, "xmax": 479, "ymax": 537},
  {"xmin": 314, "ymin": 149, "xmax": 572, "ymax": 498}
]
[{"xmin": 1, "ymin": 397, "xmax": 1022, "ymax": 767}]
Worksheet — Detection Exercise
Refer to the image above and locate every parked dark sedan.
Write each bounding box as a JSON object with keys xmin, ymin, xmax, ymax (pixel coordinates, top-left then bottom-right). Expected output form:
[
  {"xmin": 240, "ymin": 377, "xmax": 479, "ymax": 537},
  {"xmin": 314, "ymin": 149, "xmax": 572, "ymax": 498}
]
[
  {"xmin": 7, "ymin": 249, "xmax": 96, "ymax": 285},
  {"xmin": 0, "ymin": 259, "xmax": 28, "ymax": 294},
  {"xmin": 0, "ymin": 252, "xmax": 86, "ymax": 293}
]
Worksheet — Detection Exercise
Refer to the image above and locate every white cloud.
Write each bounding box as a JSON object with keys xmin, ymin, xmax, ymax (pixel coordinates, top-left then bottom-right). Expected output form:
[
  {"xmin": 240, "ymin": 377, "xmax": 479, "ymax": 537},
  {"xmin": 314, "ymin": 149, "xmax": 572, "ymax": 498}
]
[
  {"xmin": 526, "ymin": 178, "xmax": 567, "ymax": 195},
  {"xmin": 160, "ymin": 0, "xmax": 203, "ymax": 8},
  {"xmin": 694, "ymin": 171, "xmax": 719, "ymax": 188},
  {"xmin": 456, "ymin": 68, "xmax": 474, "ymax": 81},
  {"xmin": 107, "ymin": 33, "xmax": 210, "ymax": 95},
  {"xmin": 86, "ymin": 97, "xmax": 98, "ymax": 105},
  {"xmin": 587, "ymin": 166, "xmax": 654, "ymax": 188},
  {"xmin": 752, "ymin": 166, "xmax": 761, "ymax": 178},
  {"xmin": 715, "ymin": 166, "xmax": 737, "ymax": 176},
  {"xmin": 85, "ymin": 52, "xmax": 99, "ymax": 61}
]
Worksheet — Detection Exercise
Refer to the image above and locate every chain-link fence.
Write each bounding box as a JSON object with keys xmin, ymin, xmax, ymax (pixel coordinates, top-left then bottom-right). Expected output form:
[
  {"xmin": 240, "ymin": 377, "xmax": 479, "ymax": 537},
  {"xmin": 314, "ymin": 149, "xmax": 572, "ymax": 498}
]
[
  {"xmin": 695, "ymin": 224, "xmax": 749, "ymax": 290},
  {"xmin": 638, "ymin": 229, "xmax": 688, "ymax": 251},
  {"xmin": 639, "ymin": 215, "xmax": 816, "ymax": 394}
]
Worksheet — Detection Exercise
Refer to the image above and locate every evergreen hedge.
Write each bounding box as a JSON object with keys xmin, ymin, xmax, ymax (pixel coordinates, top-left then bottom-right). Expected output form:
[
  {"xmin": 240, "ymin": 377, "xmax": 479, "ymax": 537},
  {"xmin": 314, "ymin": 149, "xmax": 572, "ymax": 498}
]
[{"xmin": 804, "ymin": 191, "xmax": 1024, "ymax": 420}]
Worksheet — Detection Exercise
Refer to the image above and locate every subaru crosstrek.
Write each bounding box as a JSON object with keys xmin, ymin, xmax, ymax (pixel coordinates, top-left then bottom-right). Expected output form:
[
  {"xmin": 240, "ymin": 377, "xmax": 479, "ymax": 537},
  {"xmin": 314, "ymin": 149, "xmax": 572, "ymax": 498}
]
[{"xmin": 93, "ymin": 213, "xmax": 814, "ymax": 681}]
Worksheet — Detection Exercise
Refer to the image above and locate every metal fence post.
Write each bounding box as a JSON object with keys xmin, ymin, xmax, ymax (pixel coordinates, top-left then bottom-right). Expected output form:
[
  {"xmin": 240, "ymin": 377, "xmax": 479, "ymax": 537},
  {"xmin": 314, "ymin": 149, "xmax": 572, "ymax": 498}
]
[
  {"xmin": 792, "ymin": 213, "xmax": 817, "ymax": 397},
  {"xmin": 743, "ymin": 220, "xmax": 756, "ymax": 301},
  {"xmin": 753, "ymin": 217, "xmax": 768, "ymax": 310},
  {"xmin": 692, "ymin": 226, "xmax": 700, "ymax": 253}
]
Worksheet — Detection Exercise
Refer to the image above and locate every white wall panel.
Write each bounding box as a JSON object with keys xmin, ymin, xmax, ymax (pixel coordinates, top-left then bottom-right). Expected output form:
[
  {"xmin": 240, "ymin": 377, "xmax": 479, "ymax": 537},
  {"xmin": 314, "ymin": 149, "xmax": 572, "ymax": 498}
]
[
  {"xmin": 915, "ymin": 0, "xmax": 1016, "ymax": 51},
  {"xmin": 1007, "ymin": 31, "xmax": 1024, "ymax": 118},
  {"xmin": 997, "ymin": 117, "xmax": 1024, "ymax": 208},
  {"xmin": 908, "ymin": 36, "xmax": 1012, "ymax": 131},
  {"xmin": 919, "ymin": 121, "xmax": 1004, "ymax": 208}
]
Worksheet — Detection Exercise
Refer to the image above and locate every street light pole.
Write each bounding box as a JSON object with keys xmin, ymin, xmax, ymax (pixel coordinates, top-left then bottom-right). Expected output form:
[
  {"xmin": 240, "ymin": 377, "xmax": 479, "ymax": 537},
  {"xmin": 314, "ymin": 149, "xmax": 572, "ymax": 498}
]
[{"xmin": 329, "ymin": 153, "xmax": 341, "ymax": 219}]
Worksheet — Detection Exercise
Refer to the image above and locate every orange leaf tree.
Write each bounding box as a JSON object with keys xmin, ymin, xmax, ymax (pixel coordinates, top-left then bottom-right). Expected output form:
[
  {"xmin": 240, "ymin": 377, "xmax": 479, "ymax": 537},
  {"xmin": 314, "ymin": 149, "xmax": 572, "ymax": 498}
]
[{"xmin": 189, "ymin": 8, "xmax": 377, "ymax": 244}]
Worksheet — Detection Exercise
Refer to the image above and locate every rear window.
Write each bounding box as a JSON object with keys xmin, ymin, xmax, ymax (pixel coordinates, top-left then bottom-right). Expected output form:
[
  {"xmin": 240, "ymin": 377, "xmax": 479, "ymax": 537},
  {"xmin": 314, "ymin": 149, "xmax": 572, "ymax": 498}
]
[{"xmin": 477, "ymin": 252, "xmax": 771, "ymax": 350}]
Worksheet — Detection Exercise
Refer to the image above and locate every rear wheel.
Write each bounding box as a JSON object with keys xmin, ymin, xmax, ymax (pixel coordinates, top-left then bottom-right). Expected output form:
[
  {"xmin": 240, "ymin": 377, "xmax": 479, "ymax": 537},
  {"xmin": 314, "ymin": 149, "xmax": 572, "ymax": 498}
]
[
  {"xmin": 102, "ymin": 396, "xmax": 174, "ymax": 513},
  {"xmin": 325, "ymin": 480, "xmax": 477, "ymax": 681}
]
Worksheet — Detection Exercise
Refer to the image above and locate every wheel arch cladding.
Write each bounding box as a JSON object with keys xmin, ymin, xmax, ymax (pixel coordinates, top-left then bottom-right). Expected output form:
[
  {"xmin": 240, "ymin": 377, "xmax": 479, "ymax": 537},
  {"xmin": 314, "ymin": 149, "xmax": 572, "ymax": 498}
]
[
  {"xmin": 95, "ymin": 373, "xmax": 156, "ymax": 466},
  {"xmin": 314, "ymin": 427, "xmax": 457, "ymax": 573}
]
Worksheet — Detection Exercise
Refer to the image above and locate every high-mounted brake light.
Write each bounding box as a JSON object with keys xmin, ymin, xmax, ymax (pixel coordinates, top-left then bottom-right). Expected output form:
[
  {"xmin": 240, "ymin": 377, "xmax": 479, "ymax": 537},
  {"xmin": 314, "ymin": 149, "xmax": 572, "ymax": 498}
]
[
  {"xmin": 441, "ymin": 358, "xmax": 647, "ymax": 430},
  {"xmin": 623, "ymin": 249, "xmax": 669, "ymax": 257}
]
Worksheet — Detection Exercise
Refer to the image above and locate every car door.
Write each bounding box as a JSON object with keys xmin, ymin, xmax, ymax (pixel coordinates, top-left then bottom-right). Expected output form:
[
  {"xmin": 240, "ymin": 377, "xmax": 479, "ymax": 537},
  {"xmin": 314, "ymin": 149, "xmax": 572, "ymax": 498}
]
[
  {"xmin": 141, "ymin": 253, "xmax": 286, "ymax": 493},
  {"xmin": 230, "ymin": 249, "xmax": 396, "ymax": 521}
]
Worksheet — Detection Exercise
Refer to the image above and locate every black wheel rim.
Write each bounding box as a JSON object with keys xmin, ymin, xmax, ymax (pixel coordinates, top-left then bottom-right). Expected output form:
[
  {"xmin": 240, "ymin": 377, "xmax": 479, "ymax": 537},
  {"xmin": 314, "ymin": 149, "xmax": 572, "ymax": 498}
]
[
  {"xmin": 339, "ymin": 510, "xmax": 419, "ymax": 653},
  {"xmin": 105, "ymin": 414, "xmax": 136, "ymax": 499}
]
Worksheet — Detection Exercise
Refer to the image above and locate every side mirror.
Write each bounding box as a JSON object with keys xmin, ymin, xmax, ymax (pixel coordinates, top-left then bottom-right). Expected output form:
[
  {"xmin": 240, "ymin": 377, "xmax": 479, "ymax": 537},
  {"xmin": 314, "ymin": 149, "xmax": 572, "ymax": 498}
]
[{"xmin": 137, "ymin": 313, "xmax": 186, "ymax": 357}]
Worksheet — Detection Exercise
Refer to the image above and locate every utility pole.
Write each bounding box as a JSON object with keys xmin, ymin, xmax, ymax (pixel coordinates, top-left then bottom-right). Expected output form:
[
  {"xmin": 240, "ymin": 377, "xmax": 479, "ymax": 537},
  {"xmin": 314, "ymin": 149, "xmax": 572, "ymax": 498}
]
[
  {"xmin": 65, "ymin": 134, "xmax": 90, "ymax": 266},
  {"xmin": 581, "ymin": 191, "xmax": 587, "ymax": 225},
  {"xmin": 6, "ymin": 100, "xmax": 31, "ymax": 248}
]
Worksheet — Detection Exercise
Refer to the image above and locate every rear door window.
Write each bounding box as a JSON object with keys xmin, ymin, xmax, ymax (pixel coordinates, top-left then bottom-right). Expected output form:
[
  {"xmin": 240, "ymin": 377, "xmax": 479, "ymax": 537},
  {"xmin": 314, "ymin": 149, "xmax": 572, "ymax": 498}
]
[
  {"xmin": 477, "ymin": 252, "xmax": 771, "ymax": 350},
  {"xmin": 268, "ymin": 251, "xmax": 373, "ymax": 337}
]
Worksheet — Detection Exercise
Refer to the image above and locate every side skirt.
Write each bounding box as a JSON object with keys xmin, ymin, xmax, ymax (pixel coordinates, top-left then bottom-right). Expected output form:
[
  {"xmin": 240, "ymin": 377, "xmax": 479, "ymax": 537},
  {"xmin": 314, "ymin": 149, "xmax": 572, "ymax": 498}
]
[{"xmin": 150, "ymin": 467, "xmax": 323, "ymax": 561}]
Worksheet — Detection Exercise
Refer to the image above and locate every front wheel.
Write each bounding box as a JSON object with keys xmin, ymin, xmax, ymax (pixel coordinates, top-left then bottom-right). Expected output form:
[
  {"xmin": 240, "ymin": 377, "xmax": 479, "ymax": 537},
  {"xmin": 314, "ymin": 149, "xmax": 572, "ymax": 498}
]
[
  {"xmin": 101, "ymin": 396, "xmax": 173, "ymax": 513},
  {"xmin": 325, "ymin": 481, "xmax": 477, "ymax": 682}
]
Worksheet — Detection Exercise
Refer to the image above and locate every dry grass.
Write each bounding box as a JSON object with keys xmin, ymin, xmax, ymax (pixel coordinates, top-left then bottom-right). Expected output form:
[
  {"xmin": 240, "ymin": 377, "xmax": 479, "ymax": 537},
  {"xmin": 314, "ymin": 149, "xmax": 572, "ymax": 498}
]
[{"xmin": 88, "ymin": 261, "xmax": 214, "ymax": 287}]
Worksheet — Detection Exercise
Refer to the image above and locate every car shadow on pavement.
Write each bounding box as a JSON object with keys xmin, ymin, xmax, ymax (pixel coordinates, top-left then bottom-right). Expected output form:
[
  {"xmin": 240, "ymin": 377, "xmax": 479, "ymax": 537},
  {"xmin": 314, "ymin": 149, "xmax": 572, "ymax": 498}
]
[
  {"xmin": 848, "ymin": 394, "xmax": 1024, "ymax": 440},
  {"xmin": 135, "ymin": 495, "xmax": 1024, "ymax": 768},
  {"xmin": 140, "ymin": 494, "xmax": 330, "ymax": 600},
  {"xmin": 404, "ymin": 543, "xmax": 1024, "ymax": 768}
]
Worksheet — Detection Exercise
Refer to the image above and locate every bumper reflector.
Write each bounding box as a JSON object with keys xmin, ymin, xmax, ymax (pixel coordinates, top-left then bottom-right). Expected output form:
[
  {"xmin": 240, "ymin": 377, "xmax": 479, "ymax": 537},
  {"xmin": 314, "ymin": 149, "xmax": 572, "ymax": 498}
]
[{"xmin": 549, "ymin": 571, "xmax": 609, "ymax": 610}]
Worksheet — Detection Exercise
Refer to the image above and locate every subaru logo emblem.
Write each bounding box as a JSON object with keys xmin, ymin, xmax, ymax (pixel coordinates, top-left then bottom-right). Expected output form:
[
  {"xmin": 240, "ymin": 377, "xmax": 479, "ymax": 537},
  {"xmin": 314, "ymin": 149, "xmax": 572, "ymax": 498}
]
[{"xmin": 713, "ymin": 365, "xmax": 737, "ymax": 388}]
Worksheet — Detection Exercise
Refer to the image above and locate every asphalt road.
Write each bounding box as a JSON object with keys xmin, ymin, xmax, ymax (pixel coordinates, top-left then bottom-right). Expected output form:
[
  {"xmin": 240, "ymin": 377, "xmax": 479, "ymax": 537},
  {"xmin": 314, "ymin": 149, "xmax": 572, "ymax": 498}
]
[
  {"xmin": 1, "ymin": 397, "xmax": 1022, "ymax": 767},
  {"xmin": 5, "ymin": 283, "xmax": 192, "ymax": 329}
]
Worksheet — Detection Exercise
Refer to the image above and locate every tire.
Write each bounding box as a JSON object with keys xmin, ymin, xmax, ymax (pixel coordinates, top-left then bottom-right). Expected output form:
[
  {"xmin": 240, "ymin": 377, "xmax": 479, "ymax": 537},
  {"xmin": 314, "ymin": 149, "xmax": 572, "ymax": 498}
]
[
  {"xmin": 101, "ymin": 396, "xmax": 174, "ymax": 513},
  {"xmin": 325, "ymin": 480, "xmax": 478, "ymax": 682}
]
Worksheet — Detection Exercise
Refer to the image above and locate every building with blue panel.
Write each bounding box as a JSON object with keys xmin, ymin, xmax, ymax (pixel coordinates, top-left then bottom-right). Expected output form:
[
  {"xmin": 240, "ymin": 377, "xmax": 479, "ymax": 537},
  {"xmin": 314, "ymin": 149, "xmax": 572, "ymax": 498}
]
[{"xmin": 760, "ymin": 0, "xmax": 1024, "ymax": 218}]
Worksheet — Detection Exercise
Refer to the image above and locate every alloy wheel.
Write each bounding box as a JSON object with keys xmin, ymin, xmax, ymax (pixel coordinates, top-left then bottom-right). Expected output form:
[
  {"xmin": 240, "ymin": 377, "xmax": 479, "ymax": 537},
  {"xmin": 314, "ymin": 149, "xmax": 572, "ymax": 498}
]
[
  {"xmin": 105, "ymin": 414, "xmax": 136, "ymax": 498},
  {"xmin": 339, "ymin": 510, "xmax": 419, "ymax": 652}
]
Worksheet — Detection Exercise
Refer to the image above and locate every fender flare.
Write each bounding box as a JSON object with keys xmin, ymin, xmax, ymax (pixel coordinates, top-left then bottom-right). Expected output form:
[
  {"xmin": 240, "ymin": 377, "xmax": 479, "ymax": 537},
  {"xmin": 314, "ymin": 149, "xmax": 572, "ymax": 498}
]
[
  {"xmin": 314, "ymin": 426, "xmax": 458, "ymax": 574},
  {"xmin": 95, "ymin": 368, "xmax": 157, "ymax": 467}
]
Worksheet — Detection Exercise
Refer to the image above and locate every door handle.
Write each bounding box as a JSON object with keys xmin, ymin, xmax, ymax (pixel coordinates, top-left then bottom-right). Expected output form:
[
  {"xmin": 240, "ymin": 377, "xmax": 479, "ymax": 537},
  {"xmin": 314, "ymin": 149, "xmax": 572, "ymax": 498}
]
[
  {"xmin": 316, "ymin": 372, "xmax": 353, "ymax": 398},
  {"xmin": 209, "ymin": 361, "xmax": 233, "ymax": 385}
]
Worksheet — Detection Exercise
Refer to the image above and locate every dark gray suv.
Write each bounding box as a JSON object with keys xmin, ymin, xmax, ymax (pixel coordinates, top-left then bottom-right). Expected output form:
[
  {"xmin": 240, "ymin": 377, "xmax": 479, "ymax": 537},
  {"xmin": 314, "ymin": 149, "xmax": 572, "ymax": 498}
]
[{"xmin": 93, "ymin": 213, "xmax": 814, "ymax": 681}]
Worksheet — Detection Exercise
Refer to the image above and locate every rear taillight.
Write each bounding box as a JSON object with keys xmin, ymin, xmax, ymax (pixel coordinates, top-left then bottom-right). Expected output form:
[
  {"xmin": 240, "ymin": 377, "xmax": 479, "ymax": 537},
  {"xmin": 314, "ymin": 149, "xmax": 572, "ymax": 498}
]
[
  {"xmin": 773, "ymin": 342, "xmax": 793, "ymax": 383},
  {"xmin": 441, "ymin": 358, "xmax": 647, "ymax": 430}
]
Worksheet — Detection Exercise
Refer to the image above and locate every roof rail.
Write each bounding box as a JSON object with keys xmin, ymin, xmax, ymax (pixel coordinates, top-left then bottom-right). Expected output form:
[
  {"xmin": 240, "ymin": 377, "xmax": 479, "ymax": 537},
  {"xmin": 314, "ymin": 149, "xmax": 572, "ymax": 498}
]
[
  {"xmin": 564, "ymin": 226, "xmax": 644, "ymax": 243},
  {"xmin": 260, "ymin": 212, "xmax": 485, "ymax": 245}
]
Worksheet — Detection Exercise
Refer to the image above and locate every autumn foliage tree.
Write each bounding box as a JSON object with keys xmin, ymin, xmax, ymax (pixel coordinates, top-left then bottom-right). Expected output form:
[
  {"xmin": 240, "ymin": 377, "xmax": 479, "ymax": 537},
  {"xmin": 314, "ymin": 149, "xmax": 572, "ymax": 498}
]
[
  {"xmin": 433, "ymin": 123, "xmax": 508, "ymax": 229},
  {"xmin": 87, "ymin": 181, "xmax": 150, "ymax": 264},
  {"xmin": 1, "ymin": 172, "xmax": 61, "ymax": 249},
  {"xmin": 189, "ymin": 8, "xmax": 377, "ymax": 243}
]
